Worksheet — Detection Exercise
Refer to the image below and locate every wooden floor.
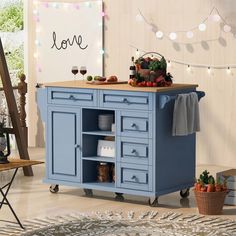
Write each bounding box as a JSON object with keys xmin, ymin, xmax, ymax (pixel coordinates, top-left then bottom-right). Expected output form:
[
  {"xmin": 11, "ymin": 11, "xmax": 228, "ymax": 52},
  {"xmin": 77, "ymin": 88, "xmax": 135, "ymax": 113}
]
[{"xmin": 0, "ymin": 147, "xmax": 236, "ymax": 228}]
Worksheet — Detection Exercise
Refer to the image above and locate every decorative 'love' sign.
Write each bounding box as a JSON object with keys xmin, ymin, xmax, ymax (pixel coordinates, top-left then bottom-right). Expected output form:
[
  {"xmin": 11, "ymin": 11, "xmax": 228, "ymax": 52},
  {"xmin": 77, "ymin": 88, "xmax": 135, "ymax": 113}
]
[{"xmin": 36, "ymin": 1, "xmax": 103, "ymax": 83}]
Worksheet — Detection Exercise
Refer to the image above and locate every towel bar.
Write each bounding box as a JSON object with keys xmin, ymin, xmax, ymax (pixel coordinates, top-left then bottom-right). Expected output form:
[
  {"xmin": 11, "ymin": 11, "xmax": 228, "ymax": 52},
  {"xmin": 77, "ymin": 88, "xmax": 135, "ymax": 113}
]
[{"xmin": 159, "ymin": 91, "xmax": 205, "ymax": 109}]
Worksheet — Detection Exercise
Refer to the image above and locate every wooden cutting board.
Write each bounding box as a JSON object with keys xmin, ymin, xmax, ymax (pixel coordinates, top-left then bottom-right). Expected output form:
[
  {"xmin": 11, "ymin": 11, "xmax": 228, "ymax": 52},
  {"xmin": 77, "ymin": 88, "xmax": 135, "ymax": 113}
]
[{"xmin": 86, "ymin": 81, "xmax": 127, "ymax": 85}]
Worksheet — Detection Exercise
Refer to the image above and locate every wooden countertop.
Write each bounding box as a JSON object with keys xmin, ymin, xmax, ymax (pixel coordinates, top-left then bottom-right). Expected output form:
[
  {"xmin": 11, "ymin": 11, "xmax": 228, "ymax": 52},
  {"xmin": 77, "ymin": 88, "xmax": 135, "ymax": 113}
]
[{"xmin": 42, "ymin": 80, "xmax": 198, "ymax": 93}]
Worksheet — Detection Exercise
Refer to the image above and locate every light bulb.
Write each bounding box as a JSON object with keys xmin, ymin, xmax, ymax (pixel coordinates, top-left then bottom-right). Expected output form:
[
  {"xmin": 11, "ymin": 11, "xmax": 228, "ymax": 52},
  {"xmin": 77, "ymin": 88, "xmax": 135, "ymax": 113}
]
[
  {"xmin": 223, "ymin": 25, "xmax": 231, "ymax": 33},
  {"xmin": 63, "ymin": 3, "xmax": 70, "ymax": 9},
  {"xmin": 169, "ymin": 32, "xmax": 177, "ymax": 40},
  {"xmin": 167, "ymin": 60, "xmax": 171, "ymax": 67},
  {"xmin": 186, "ymin": 31, "xmax": 194, "ymax": 39},
  {"xmin": 74, "ymin": 3, "xmax": 80, "ymax": 9},
  {"xmin": 35, "ymin": 40, "xmax": 40, "ymax": 46},
  {"xmin": 207, "ymin": 67, "xmax": 211, "ymax": 74},
  {"xmin": 101, "ymin": 12, "xmax": 106, "ymax": 17},
  {"xmin": 33, "ymin": 9, "xmax": 38, "ymax": 15},
  {"xmin": 36, "ymin": 27, "xmax": 41, "ymax": 33},
  {"xmin": 33, "ymin": 0, "xmax": 38, "ymax": 5},
  {"xmin": 100, "ymin": 49, "xmax": 105, "ymax": 55},
  {"xmin": 43, "ymin": 2, "xmax": 49, "ymax": 8},
  {"xmin": 199, "ymin": 23, "xmax": 206, "ymax": 31},
  {"xmin": 33, "ymin": 52, "xmax": 38, "ymax": 58},
  {"xmin": 156, "ymin": 31, "xmax": 164, "ymax": 39},
  {"xmin": 85, "ymin": 2, "xmax": 91, "ymax": 7},
  {"xmin": 52, "ymin": 2, "xmax": 58, "ymax": 8},
  {"xmin": 227, "ymin": 67, "xmax": 231, "ymax": 74},
  {"xmin": 212, "ymin": 14, "xmax": 221, "ymax": 22},
  {"xmin": 187, "ymin": 65, "xmax": 191, "ymax": 72},
  {"xmin": 136, "ymin": 14, "xmax": 143, "ymax": 22},
  {"xmin": 136, "ymin": 49, "xmax": 140, "ymax": 57}
]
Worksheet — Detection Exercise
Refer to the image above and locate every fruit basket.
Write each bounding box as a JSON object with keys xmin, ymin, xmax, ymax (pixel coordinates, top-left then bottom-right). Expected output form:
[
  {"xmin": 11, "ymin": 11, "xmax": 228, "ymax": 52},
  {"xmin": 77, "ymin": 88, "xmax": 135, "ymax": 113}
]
[{"xmin": 128, "ymin": 52, "xmax": 173, "ymax": 87}]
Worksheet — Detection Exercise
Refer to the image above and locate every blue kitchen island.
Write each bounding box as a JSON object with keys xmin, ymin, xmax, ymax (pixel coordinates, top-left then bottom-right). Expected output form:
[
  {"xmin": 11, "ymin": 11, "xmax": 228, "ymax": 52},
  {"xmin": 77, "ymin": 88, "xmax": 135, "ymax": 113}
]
[{"xmin": 37, "ymin": 81, "xmax": 200, "ymax": 205}]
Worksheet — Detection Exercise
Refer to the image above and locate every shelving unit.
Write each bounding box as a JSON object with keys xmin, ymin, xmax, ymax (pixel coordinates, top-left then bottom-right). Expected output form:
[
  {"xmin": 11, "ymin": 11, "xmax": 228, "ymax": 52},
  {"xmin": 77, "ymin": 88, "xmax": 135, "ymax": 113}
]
[{"xmin": 82, "ymin": 108, "xmax": 116, "ymax": 188}]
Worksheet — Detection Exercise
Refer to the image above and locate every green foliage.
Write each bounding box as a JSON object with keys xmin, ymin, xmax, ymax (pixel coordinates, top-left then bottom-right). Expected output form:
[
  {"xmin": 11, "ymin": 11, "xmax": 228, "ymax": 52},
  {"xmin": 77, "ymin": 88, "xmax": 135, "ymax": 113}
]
[
  {"xmin": 148, "ymin": 57, "xmax": 167, "ymax": 71},
  {"xmin": 0, "ymin": 2, "xmax": 23, "ymax": 32},
  {"xmin": 5, "ymin": 44, "xmax": 24, "ymax": 74}
]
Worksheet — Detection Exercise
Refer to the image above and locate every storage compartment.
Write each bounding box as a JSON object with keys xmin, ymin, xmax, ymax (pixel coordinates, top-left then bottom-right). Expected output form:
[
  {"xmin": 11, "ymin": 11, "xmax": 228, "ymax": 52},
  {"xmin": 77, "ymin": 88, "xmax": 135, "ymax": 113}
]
[
  {"xmin": 48, "ymin": 88, "xmax": 97, "ymax": 106},
  {"xmin": 82, "ymin": 160, "xmax": 115, "ymax": 187},
  {"xmin": 117, "ymin": 137, "xmax": 152, "ymax": 165},
  {"xmin": 99, "ymin": 90, "xmax": 152, "ymax": 110},
  {"xmin": 117, "ymin": 163, "xmax": 152, "ymax": 191},
  {"xmin": 82, "ymin": 109, "xmax": 115, "ymax": 134},
  {"xmin": 117, "ymin": 111, "xmax": 152, "ymax": 138}
]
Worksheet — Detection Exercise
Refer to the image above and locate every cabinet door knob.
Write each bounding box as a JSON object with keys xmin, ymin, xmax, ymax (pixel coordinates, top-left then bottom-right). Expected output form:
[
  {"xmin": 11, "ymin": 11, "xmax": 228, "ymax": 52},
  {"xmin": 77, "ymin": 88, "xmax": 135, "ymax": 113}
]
[
  {"xmin": 75, "ymin": 144, "xmax": 80, "ymax": 149},
  {"xmin": 131, "ymin": 123, "xmax": 136, "ymax": 128}
]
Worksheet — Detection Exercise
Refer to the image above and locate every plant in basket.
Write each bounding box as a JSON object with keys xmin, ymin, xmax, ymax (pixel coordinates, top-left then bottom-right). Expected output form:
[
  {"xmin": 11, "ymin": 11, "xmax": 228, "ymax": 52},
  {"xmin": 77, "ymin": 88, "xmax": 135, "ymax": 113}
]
[
  {"xmin": 194, "ymin": 170, "xmax": 229, "ymax": 215},
  {"xmin": 128, "ymin": 52, "xmax": 173, "ymax": 87}
]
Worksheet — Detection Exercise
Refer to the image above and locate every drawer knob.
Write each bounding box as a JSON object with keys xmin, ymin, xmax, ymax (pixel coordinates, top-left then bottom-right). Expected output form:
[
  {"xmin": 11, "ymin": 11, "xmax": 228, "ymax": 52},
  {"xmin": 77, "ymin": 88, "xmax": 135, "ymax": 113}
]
[
  {"xmin": 75, "ymin": 144, "xmax": 80, "ymax": 149},
  {"xmin": 69, "ymin": 95, "xmax": 76, "ymax": 100},
  {"xmin": 131, "ymin": 123, "xmax": 137, "ymax": 128},
  {"xmin": 131, "ymin": 149, "xmax": 136, "ymax": 154},
  {"xmin": 123, "ymin": 98, "xmax": 129, "ymax": 103},
  {"xmin": 131, "ymin": 175, "xmax": 137, "ymax": 181}
]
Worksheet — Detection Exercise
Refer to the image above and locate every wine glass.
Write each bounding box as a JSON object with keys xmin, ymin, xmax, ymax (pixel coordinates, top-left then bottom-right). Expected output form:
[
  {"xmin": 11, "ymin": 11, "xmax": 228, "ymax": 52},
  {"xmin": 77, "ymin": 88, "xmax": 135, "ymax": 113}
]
[
  {"xmin": 71, "ymin": 66, "xmax": 78, "ymax": 80},
  {"xmin": 80, "ymin": 66, "xmax": 87, "ymax": 80}
]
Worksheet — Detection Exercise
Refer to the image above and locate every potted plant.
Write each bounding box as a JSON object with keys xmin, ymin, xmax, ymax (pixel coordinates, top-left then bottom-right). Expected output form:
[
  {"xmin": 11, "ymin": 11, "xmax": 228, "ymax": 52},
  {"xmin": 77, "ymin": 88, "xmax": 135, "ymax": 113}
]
[{"xmin": 194, "ymin": 170, "xmax": 229, "ymax": 215}]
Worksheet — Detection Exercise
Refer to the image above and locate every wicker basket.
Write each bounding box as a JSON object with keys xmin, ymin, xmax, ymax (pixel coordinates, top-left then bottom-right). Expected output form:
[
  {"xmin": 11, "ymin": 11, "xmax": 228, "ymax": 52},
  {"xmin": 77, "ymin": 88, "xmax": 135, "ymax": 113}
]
[{"xmin": 194, "ymin": 190, "xmax": 228, "ymax": 215}]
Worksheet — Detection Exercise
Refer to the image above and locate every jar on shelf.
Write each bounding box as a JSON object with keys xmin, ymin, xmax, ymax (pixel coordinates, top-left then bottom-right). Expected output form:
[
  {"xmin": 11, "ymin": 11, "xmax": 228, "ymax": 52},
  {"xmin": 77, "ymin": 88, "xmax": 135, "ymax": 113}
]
[
  {"xmin": 110, "ymin": 164, "xmax": 115, "ymax": 182},
  {"xmin": 97, "ymin": 162, "xmax": 110, "ymax": 182}
]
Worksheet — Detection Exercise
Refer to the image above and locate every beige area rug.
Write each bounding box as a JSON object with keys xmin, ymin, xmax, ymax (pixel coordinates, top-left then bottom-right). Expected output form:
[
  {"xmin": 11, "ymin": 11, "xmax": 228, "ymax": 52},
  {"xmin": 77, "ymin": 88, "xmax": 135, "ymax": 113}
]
[{"xmin": 1, "ymin": 211, "xmax": 236, "ymax": 236}]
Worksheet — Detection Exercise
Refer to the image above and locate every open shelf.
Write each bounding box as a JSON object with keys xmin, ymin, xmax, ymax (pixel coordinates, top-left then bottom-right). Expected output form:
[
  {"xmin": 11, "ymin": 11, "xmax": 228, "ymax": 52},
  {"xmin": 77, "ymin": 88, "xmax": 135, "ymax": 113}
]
[
  {"xmin": 83, "ymin": 182, "xmax": 115, "ymax": 188},
  {"xmin": 82, "ymin": 109, "xmax": 115, "ymax": 133},
  {"xmin": 82, "ymin": 156, "xmax": 115, "ymax": 163},
  {"xmin": 82, "ymin": 160, "xmax": 115, "ymax": 185},
  {"xmin": 82, "ymin": 131, "xmax": 115, "ymax": 136}
]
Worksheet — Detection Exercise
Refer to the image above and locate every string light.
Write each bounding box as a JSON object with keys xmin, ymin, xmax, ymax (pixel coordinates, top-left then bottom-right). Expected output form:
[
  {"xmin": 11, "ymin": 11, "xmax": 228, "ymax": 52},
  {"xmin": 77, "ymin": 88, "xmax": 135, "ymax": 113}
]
[
  {"xmin": 167, "ymin": 60, "xmax": 172, "ymax": 67},
  {"xmin": 137, "ymin": 6, "xmax": 233, "ymax": 42},
  {"xmin": 169, "ymin": 32, "xmax": 177, "ymax": 40},
  {"xmin": 186, "ymin": 65, "xmax": 191, "ymax": 72},
  {"xmin": 101, "ymin": 11, "xmax": 106, "ymax": 17},
  {"xmin": 156, "ymin": 31, "xmax": 164, "ymax": 39},
  {"xmin": 223, "ymin": 25, "xmax": 231, "ymax": 33},
  {"xmin": 136, "ymin": 13, "xmax": 144, "ymax": 22},
  {"xmin": 207, "ymin": 67, "xmax": 211, "ymax": 74},
  {"xmin": 227, "ymin": 67, "xmax": 231, "ymax": 74},
  {"xmin": 129, "ymin": 45, "xmax": 236, "ymax": 71},
  {"xmin": 100, "ymin": 49, "xmax": 105, "ymax": 55},
  {"xmin": 33, "ymin": 52, "xmax": 39, "ymax": 59},
  {"xmin": 186, "ymin": 31, "xmax": 194, "ymax": 39},
  {"xmin": 198, "ymin": 23, "xmax": 206, "ymax": 31},
  {"xmin": 212, "ymin": 14, "xmax": 221, "ymax": 22}
]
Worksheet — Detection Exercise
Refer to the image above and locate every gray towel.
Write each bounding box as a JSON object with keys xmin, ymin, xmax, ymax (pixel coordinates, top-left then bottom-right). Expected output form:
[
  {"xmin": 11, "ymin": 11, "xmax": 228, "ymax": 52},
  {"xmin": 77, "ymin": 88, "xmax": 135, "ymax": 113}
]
[{"xmin": 172, "ymin": 92, "xmax": 200, "ymax": 136}]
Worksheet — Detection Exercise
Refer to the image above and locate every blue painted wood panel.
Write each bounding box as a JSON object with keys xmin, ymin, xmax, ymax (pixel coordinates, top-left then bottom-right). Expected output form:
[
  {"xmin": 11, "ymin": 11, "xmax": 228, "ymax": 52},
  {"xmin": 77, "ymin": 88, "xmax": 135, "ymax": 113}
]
[
  {"xmin": 117, "ymin": 137, "xmax": 152, "ymax": 165},
  {"xmin": 48, "ymin": 87, "xmax": 98, "ymax": 107},
  {"xmin": 48, "ymin": 106, "xmax": 80, "ymax": 182},
  {"xmin": 117, "ymin": 163, "xmax": 153, "ymax": 191},
  {"xmin": 117, "ymin": 111, "xmax": 152, "ymax": 138},
  {"xmin": 99, "ymin": 90, "xmax": 153, "ymax": 110}
]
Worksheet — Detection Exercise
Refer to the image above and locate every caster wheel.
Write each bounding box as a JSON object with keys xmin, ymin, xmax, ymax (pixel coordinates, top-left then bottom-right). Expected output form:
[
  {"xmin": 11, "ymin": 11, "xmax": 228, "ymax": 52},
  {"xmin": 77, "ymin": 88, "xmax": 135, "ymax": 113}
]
[
  {"xmin": 84, "ymin": 189, "xmax": 93, "ymax": 197},
  {"xmin": 115, "ymin": 192, "xmax": 124, "ymax": 201},
  {"xmin": 180, "ymin": 188, "xmax": 190, "ymax": 198},
  {"xmin": 50, "ymin": 185, "xmax": 59, "ymax": 193},
  {"xmin": 148, "ymin": 197, "xmax": 158, "ymax": 207}
]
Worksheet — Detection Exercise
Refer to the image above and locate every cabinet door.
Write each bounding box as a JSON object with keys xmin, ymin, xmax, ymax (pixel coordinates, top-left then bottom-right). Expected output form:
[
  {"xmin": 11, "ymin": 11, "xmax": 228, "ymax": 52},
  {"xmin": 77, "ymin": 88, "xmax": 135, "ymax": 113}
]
[{"xmin": 47, "ymin": 106, "xmax": 80, "ymax": 182}]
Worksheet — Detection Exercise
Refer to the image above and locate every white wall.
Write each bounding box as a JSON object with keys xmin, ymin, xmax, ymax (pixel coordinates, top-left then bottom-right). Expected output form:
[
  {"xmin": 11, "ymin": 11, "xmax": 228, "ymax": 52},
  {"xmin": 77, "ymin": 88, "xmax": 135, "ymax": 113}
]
[{"xmin": 27, "ymin": 0, "xmax": 236, "ymax": 167}]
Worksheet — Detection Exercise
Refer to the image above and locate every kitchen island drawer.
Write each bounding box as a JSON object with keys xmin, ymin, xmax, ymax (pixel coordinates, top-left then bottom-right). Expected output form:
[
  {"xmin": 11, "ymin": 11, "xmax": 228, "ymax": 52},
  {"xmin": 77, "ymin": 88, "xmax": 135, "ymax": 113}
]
[
  {"xmin": 99, "ymin": 90, "xmax": 152, "ymax": 110},
  {"xmin": 48, "ymin": 88, "xmax": 97, "ymax": 106},
  {"xmin": 117, "ymin": 111, "xmax": 152, "ymax": 138},
  {"xmin": 117, "ymin": 137, "xmax": 152, "ymax": 165},
  {"xmin": 117, "ymin": 163, "xmax": 152, "ymax": 191}
]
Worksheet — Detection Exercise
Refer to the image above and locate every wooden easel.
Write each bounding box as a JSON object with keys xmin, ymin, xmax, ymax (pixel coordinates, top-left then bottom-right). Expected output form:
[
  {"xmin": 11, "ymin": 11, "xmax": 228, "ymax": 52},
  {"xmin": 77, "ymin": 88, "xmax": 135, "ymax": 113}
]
[{"xmin": 0, "ymin": 38, "xmax": 33, "ymax": 176}]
